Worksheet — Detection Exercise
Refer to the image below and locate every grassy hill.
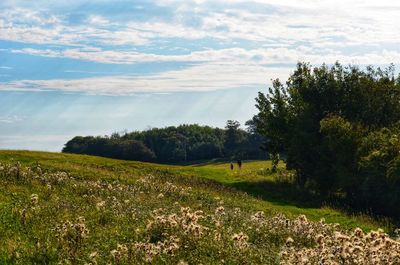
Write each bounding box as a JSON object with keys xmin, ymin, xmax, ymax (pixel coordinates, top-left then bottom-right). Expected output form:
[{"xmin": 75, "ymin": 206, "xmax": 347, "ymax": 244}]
[{"xmin": 0, "ymin": 150, "xmax": 398, "ymax": 264}]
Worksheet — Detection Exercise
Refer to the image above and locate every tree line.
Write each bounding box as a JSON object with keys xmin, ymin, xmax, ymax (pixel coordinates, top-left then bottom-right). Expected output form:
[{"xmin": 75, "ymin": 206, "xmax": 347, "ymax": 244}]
[
  {"xmin": 253, "ymin": 62, "xmax": 400, "ymax": 218},
  {"xmin": 62, "ymin": 122, "xmax": 266, "ymax": 163}
]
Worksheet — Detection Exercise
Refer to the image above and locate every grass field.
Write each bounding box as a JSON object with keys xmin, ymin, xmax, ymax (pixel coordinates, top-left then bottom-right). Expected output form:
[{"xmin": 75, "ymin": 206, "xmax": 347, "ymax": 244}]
[{"xmin": 0, "ymin": 150, "xmax": 397, "ymax": 264}]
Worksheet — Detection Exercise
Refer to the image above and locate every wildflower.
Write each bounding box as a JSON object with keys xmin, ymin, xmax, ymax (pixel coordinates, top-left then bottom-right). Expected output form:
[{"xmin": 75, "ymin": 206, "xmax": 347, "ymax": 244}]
[
  {"xmin": 286, "ymin": 237, "xmax": 294, "ymax": 245},
  {"xmin": 214, "ymin": 231, "xmax": 222, "ymax": 241},
  {"xmin": 96, "ymin": 201, "xmax": 106, "ymax": 210},
  {"xmin": 54, "ymin": 217, "xmax": 89, "ymax": 260},
  {"xmin": 110, "ymin": 249, "xmax": 121, "ymax": 261},
  {"xmin": 232, "ymin": 232, "xmax": 249, "ymax": 249},
  {"xmin": 316, "ymin": 234, "xmax": 324, "ymax": 244},
  {"xmin": 251, "ymin": 211, "xmax": 266, "ymax": 225},
  {"xmin": 215, "ymin": 206, "xmax": 225, "ymax": 216},
  {"xmin": 20, "ymin": 208, "xmax": 27, "ymax": 225},
  {"xmin": 30, "ymin": 194, "xmax": 39, "ymax": 205}
]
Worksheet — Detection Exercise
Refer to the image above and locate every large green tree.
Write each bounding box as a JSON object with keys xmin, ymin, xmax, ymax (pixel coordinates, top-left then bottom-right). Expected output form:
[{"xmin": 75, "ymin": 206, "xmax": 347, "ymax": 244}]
[{"xmin": 253, "ymin": 62, "xmax": 400, "ymax": 216}]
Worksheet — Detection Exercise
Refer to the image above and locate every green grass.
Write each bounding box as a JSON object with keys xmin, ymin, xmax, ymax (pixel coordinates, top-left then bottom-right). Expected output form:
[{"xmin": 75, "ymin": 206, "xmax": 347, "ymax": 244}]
[
  {"xmin": 0, "ymin": 150, "xmax": 386, "ymax": 230},
  {"xmin": 0, "ymin": 150, "xmax": 392, "ymax": 264},
  {"xmin": 191, "ymin": 160, "xmax": 391, "ymax": 230}
]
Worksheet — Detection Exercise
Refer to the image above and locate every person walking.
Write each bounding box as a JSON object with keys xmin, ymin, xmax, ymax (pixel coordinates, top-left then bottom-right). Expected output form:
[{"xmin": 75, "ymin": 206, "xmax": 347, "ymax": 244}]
[
  {"xmin": 230, "ymin": 162, "xmax": 234, "ymax": 170},
  {"xmin": 237, "ymin": 159, "xmax": 242, "ymax": 170}
]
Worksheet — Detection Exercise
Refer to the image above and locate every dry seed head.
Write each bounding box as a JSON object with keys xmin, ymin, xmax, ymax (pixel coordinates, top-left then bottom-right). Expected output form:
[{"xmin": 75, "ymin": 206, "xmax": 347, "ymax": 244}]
[{"xmin": 30, "ymin": 194, "xmax": 39, "ymax": 205}]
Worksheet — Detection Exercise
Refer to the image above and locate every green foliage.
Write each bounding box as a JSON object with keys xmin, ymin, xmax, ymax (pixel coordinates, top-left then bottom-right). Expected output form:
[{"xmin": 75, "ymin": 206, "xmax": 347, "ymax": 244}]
[
  {"xmin": 254, "ymin": 62, "xmax": 400, "ymax": 217},
  {"xmin": 269, "ymin": 153, "xmax": 280, "ymax": 173},
  {"xmin": 355, "ymin": 126, "xmax": 400, "ymax": 214},
  {"xmin": 63, "ymin": 137, "xmax": 156, "ymax": 162},
  {"xmin": 224, "ymin": 120, "xmax": 245, "ymax": 157},
  {"xmin": 63, "ymin": 123, "xmax": 267, "ymax": 164}
]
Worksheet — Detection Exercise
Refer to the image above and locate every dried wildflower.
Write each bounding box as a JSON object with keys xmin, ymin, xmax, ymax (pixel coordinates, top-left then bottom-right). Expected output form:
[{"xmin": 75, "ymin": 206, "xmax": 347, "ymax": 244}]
[
  {"xmin": 132, "ymin": 235, "xmax": 179, "ymax": 262},
  {"xmin": 214, "ymin": 231, "xmax": 222, "ymax": 241},
  {"xmin": 286, "ymin": 237, "xmax": 294, "ymax": 245},
  {"xmin": 280, "ymin": 218, "xmax": 400, "ymax": 265},
  {"xmin": 54, "ymin": 216, "xmax": 89, "ymax": 260},
  {"xmin": 215, "ymin": 206, "xmax": 225, "ymax": 216},
  {"xmin": 20, "ymin": 208, "xmax": 27, "ymax": 225},
  {"xmin": 110, "ymin": 249, "xmax": 121, "ymax": 261},
  {"xmin": 232, "ymin": 232, "xmax": 249, "ymax": 249},
  {"xmin": 95, "ymin": 201, "xmax": 106, "ymax": 210},
  {"xmin": 30, "ymin": 194, "xmax": 39, "ymax": 205},
  {"xmin": 315, "ymin": 234, "xmax": 324, "ymax": 244},
  {"xmin": 251, "ymin": 211, "xmax": 266, "ymax": 225}
]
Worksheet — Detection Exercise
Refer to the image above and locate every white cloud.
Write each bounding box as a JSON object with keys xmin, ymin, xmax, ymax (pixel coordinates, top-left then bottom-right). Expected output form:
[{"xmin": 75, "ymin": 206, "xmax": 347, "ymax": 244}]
[
  {"xmin": 11, "ymin": 46, "xmax": 400, "ymax": 66},
  {"xmin": 2, "ymin": 1, "xmax": 400, "ymax": 48},
  {"xmin": 4, "ymin": 43, "xmax": 400, "ymax": 95},
  {"xmin": 156, "ymin": 0, "xmax": 400, "ymax": 47},
  {"xmin": 0, "ymin": 63, "xmax": 292, "ymax": 95},
  {"xmin": 0, "ymin": 115, "xmax": 24, "ymax": 124},
  {"xmin": 1, "ymin": 8, "xmax": 60, "ymax": 26},
  {"xmin": 86, "ymin": 15, "xmax": 109, "ymax": 25},
  {"xmin": 1, "ymin": 1, "xmax": 400, "ymax": 95},
  {"xmin": 0, "ymin": 8, "xmax": 150, "ymax": 46}
]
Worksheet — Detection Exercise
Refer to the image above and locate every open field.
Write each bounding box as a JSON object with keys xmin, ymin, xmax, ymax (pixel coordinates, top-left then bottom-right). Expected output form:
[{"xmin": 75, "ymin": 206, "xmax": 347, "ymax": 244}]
[{"xmin": 0, "ymin": 150, "xmax": 397, "ymax": 264}]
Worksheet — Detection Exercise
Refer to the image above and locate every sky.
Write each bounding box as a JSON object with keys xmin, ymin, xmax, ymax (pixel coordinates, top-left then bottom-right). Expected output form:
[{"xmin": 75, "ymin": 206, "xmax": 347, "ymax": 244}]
[{"xmin": 1, "ymin": 0, "xmax": 400, "ymax": 151}]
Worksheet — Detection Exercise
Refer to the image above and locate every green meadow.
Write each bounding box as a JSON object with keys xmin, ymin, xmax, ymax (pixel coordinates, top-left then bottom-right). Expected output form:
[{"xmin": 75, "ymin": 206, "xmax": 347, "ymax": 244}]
[{"xmin": 0, "ymin": 151, "xmax": 396, "ymax": 264}]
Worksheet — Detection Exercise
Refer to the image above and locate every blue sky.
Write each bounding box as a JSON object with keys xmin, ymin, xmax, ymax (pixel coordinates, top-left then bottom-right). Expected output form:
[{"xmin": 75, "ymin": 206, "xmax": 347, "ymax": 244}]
[{"xmin": 1, "ymin": 0, "xmax": 400, "ymax": 151}]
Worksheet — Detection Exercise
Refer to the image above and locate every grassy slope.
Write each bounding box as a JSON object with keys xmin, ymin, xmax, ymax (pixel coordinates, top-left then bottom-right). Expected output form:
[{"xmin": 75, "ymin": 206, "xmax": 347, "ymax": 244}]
[
  {"xmin": 0, "ymin": 151, "xmax": 384, "ymax": 230},
  {"xmin": 0, "ymin": 150, "xmax": 390, "ymax": 264},
  {"xmin": 193, "ymin": 161, "xmax": 390, "ymax": 231}
]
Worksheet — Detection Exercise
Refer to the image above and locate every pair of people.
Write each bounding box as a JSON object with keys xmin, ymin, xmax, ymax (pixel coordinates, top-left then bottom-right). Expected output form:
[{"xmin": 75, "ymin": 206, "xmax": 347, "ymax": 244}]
[{"xmin": 230, "ymin": 159, "xmax": 242, "ymax": 170}]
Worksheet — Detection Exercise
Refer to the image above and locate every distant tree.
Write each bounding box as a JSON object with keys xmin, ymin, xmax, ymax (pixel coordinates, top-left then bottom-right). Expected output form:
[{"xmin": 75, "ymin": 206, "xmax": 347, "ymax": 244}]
[
  {"xmin": 243, "ymin": 119, "xmax": 268, "ymax": 159},
  {"xmin": 63, "ymin": 136, "xmax": 91, "ymax": 154},
  {"xmin": 244, "ymin": 119, "xmax": 257, "ymax": 134},
  {"xmin": 224, "ymin": 120, "xmax": 245, "ymax": 157},
  {"xmin": 63, "ymin": 123, "xmax": 265, "ymax": 164},
  {"xmin": 117, "ymin": 140, "xmax": 156, "ymax": 162}
]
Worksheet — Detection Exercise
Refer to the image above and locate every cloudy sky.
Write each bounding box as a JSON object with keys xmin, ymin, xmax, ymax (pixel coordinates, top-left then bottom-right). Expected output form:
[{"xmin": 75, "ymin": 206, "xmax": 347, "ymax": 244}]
[{"xmin": 1, "ymin": 0, "xmax": 399, "ymax": 151}]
